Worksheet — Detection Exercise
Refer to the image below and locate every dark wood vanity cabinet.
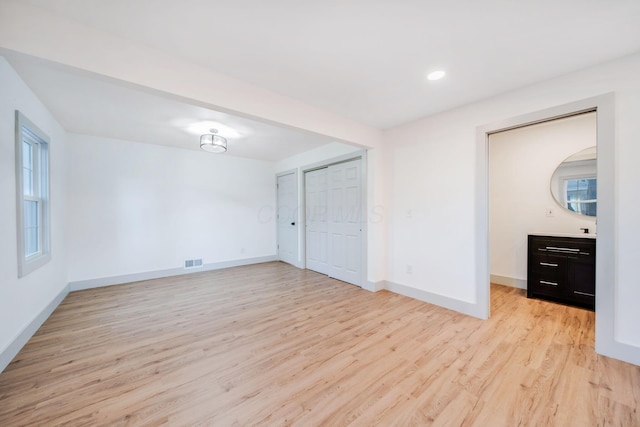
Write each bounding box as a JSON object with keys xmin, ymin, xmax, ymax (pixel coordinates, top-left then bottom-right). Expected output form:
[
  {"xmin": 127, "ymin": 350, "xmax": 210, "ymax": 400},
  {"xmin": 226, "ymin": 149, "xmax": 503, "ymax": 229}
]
[{"xmin": 527, "ymin": 235, "xmax": 595, "ymax": 310}]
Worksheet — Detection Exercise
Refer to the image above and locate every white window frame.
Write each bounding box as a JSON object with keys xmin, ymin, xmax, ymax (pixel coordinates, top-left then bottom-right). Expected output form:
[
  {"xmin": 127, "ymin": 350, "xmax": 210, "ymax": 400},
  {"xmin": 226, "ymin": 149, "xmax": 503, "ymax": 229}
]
[{"xmin": 15, "ymin": 111, "xmax": 51, "ymax": 277}]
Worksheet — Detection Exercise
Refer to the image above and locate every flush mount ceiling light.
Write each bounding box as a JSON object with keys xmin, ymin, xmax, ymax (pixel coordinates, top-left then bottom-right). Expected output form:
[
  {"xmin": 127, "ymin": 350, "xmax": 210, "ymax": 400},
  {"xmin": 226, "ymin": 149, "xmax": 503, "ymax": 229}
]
[
  {"xmin": 186, "ymin": 121, "xmax": 241, "ymax": 138},
  {"xmin": 200, "ymin": 128, "xmax": 227, "ymax": 153},
  {"xmin": 427, "ymin": 70, "xmax": 446, "ymax": 81}
]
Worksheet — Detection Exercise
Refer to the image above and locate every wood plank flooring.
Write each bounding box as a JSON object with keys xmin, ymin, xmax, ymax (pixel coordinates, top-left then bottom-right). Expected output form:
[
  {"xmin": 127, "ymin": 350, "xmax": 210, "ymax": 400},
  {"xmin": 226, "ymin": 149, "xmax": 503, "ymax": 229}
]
[{"xmin": 0, "ymin": 262, "xmax": 638, "ymax": 426}]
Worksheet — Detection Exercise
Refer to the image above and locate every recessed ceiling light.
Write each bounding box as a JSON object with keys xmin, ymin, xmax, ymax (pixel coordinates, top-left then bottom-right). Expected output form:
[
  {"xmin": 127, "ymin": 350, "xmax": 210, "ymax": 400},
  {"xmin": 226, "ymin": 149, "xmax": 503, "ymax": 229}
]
[{"xmin": 427, "ymin": 70, "xmax": 446, "ymax": 81}]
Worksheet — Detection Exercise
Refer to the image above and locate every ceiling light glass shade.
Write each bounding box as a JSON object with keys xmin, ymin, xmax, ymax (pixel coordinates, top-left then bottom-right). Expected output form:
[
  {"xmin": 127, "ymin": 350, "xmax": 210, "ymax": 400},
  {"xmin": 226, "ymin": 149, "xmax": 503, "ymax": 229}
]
[
  {"xmin": 427, "ymin": 70, "xmax": 446, "ymax": 81},
  {"xmin": 200, "ymin": 133, "xmax": 227, "ymax": 153}
]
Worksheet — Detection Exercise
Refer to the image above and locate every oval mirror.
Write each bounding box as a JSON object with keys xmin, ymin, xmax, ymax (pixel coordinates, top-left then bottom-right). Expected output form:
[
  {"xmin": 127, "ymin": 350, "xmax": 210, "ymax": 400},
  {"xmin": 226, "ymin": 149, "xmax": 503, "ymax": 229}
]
[{"xmin": 550, "ymin": 146, "xmax": 596, "ymax": 217}]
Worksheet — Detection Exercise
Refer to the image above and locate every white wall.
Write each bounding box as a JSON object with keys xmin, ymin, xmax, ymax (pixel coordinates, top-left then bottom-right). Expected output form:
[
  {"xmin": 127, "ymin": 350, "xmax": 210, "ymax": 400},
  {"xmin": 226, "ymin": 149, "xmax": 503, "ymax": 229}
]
[
  {"xmin": 66, "ymin": 134, "xmax": 277, "ymax": 283},
  {"xmin": 385, "ymin": 120, "xmax": 477, "ymax": 303},
  {"xmin": 0, "ymin": 57, "xmax": 68, "ymax": 366},
  {"xmin": 384, "ymin": 52, "xmax": 640, "ymax": 359},
  {"xmin": 489, "ymin": 113, "xmax": 597, "ymax": 288}
]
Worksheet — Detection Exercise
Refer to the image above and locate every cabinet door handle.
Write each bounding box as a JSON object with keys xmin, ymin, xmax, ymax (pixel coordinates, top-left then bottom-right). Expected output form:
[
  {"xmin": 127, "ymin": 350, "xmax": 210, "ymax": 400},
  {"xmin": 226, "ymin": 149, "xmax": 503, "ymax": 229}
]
[
  {"xmin": 540, "ymin": 280, "xmax": 558, "ymax": 286},
  {"xmin": 573, "ymin": 291, "xmax": 595, "ymax": 297},
  {"xmin": 539, "ymin": 262, "xmax": 558, "ymax": 267},
  {"xmin": 546, "ymin": 246, "xmax": 580, "ymax": 253}
]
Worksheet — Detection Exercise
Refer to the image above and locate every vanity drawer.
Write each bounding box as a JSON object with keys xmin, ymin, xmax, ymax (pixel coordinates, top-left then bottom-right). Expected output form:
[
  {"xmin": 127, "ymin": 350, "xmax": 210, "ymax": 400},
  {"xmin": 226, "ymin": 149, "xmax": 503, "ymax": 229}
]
[
  {"xmin": 530, "ymin": 238, "xmax": 594, "ymax": 261},
  {"xmin": 531, "ymin": 254, "xmax": 566, "ymax": 275},
  {"xmin": 529, "ymin": 272, "xmax": 564, "ymax": 298}
]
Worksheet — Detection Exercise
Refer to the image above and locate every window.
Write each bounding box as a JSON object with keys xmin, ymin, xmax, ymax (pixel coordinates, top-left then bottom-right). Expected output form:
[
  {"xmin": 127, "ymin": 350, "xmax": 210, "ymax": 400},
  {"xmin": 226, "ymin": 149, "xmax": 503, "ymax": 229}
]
[
  {"xmin": 15, "ymin": 111, "xmax": 50, "ymax": 277},
  {"xmin": 564, "ymin": 176, "xmax": 597, "ymax": 217}
]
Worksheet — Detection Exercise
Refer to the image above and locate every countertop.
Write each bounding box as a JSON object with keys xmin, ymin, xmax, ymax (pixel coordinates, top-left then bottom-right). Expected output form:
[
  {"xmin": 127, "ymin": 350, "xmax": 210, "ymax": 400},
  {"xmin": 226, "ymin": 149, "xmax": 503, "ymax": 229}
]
[{"xmin": 529, "ymin": 232, "xmax": 596, "ymax": 239}]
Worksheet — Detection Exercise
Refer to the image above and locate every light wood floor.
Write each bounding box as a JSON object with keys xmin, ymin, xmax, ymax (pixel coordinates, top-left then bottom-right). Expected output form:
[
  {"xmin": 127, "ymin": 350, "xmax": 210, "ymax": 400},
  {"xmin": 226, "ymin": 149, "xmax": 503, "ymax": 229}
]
[{"xmin": 0, "ymin": 262, "xmax": 638, "ymax": 426}]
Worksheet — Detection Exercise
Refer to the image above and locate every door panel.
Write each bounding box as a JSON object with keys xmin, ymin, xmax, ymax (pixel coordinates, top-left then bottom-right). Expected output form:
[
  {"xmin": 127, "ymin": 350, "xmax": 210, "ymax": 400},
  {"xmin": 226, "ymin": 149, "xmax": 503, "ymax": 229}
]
[
  {"xmin": 346, "ymin": 234, "xmax": 360, "ymax": 273},
  {"xmin": 327, "ymin": 159, "xmax": 362, "ymax": 285},
  {"xmin": 277, "ymin": 173, "xmax": 297, "ymax": 266},
  {"xmin": 330, "ymin": 233, "xmax": 345, "ymax": 269},
  {"xmin": 305, "ymin": 168, "xmax": 329, "ymax": 274}
]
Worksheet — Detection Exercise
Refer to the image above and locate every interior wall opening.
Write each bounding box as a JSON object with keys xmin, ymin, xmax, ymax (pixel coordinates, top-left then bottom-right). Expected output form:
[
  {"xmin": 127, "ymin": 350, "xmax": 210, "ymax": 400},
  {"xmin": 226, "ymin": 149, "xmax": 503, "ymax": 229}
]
[
  {"xmin": 477, "ymin": 93, "xmax": 616, "ymax": 358},
  {"xmin": 487, "ymin": 111, "xmax": 597, "ymax": 334}
]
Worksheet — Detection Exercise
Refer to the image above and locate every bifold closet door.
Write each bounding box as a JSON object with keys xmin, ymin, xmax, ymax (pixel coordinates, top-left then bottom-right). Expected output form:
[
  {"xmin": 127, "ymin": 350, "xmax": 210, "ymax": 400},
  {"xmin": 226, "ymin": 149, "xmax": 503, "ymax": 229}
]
[
  {"xmin": 305, "ymin": 168, "xmax": 329, "ymax": 275},
  {"xmin": 327, "ymin": 159, "xmax": 362, "ymax": 285}
]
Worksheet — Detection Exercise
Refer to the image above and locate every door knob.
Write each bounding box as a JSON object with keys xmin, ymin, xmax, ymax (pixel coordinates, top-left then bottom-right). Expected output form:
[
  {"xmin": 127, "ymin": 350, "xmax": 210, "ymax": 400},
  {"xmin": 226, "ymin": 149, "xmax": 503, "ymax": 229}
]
[{"xmin": 291, "ymin": 222, "xmax": 296, "ymax": 226}]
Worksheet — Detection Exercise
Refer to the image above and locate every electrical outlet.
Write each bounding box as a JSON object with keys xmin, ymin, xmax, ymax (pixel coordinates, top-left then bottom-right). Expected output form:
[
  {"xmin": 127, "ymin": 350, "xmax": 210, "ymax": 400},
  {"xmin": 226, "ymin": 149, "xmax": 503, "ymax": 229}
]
[
  {"xmin": 546, "ymin": 207, "xmax": 555, "ymax": 217},
  {"xmin": 406, "ymin": 265, "xmax": 413, "ymax": 274}
]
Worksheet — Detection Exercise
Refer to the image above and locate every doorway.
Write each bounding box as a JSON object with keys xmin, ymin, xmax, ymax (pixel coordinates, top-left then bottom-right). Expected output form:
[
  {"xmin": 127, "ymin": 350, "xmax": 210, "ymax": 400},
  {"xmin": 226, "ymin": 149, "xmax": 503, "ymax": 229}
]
[
  {"xmin": 476, "ymin": 93, "xmax": 619, "ymax": 359},
  {"xmin": 488, "ymin": 112, "xmax": 597, "ymax": 297}
]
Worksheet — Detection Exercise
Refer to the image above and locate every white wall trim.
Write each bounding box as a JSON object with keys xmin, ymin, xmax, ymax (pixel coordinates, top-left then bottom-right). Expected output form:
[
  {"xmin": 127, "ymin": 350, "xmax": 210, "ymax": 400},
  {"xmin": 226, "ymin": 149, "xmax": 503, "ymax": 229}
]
[
  {"xmin": 362, "ymin": 280, "xmax": 385, "ymax": 292},
  {"xmin": 69, "ymin": 256, "xmax": 277, "ymax": 291},
  {"xmin": 385, "ymin": 280, "xmax": 486, "ymax": 318},
  {"xmin": 299, "ymin": 149, "xmax": 367, "ymax": 173},
  {"xmin": 0, "ymin": 284, "xmax": 69, "ymax": 373},
  {"xmin": 490, "ymin": 275, "xmax": 527, "ymax": 290},
  {"xmin": 276, "ymin": 169, "xmax": 297, "ymax": 177}
]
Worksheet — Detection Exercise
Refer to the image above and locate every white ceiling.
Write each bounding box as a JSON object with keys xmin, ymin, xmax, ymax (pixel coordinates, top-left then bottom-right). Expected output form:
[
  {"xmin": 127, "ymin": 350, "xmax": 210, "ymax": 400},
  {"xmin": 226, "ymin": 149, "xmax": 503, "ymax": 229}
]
[
  {"xmin": 6, "ymin": 53, "xmax": 338, "ymax": 160},
  {"xmin": 7, "ymin": 0, "xmax": 640, "ymax": 159}
]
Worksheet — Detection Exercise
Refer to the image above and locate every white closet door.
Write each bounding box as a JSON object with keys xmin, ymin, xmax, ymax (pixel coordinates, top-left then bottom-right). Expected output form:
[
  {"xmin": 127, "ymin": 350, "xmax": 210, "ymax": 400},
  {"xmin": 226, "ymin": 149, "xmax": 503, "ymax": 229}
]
[
  {"xmin": 277, "ymin": 172, "xmax": 297, "ymax": 266},
  {"xmin": 305, "ymin": 168, "xmax": 329, "ymax": 274},
  {"xmin": 327, "ymin": 159, "xmax": 362, "ymax": 285}
]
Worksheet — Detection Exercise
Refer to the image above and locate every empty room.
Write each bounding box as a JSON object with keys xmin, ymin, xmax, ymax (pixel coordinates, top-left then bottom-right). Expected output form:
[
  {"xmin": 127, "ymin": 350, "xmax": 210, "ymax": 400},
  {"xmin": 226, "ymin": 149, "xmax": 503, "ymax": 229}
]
[{"xmin": 1, "ymin": 1, "xmax": 640, "ymax": 425}]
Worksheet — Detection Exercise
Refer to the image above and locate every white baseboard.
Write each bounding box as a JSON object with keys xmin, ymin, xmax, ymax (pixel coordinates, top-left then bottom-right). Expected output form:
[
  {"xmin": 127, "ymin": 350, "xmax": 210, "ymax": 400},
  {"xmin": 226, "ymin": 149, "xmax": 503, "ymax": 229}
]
[
  {"xmin": 362, "ymin": 280, "xmax": 385, "ymax": 292},
  {"xmin": 69, "ymin": 256, "xmax": 278, "ymax": 291},
  {"xmin": 384, "ymin": 280, "xmax": 485, "ymax": 319},
  {"xmin": 0, "ymin": 284, "xmax": 69, "ymax": 374},
  {"xmin": 490, "ymin": 274, "xmax": 527, "ymax": 290}
]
